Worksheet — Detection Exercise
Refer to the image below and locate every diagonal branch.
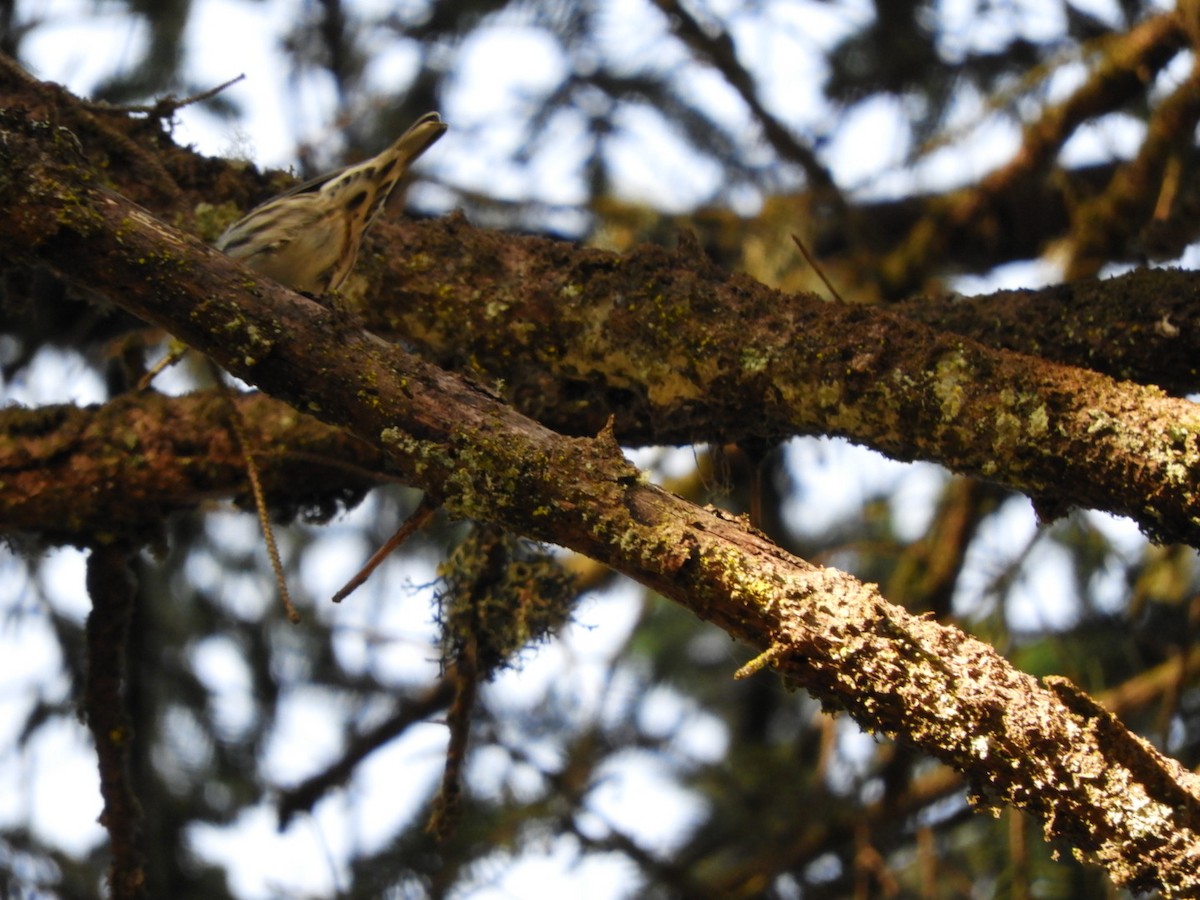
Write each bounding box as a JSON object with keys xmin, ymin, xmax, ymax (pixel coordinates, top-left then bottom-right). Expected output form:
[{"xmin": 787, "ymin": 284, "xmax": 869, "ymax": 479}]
[
  {"xmin": 648, "ymin": 0, "xmax": 838, "ymax": 194},
  {"xmin": 1, "ymin": 104, "xmax": 1199, "ymax": 894},
  {"xmin": 4, "ymin": 92, "xmax": 1200, "ymax": 546},
  {"xmin": 1065, "ymin": 49, "xmax": 1200, "ymax": 278},
  {"xmin": 877, "ymin": 8, "xmax": 1189, "ymax": 295}
]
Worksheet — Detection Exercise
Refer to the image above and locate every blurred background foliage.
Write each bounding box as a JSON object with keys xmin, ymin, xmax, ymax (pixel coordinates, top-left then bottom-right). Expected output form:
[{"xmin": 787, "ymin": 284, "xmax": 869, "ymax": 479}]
[{"xmin": 3, "ymin": 0, "xmax": 1200, "ymax": 897}]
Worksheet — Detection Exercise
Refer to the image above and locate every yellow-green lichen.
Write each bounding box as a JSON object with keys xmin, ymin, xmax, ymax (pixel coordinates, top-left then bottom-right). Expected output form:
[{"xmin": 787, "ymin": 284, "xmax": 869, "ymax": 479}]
[
  {"xmin": 1027, "ymin": 403, "xmax": 1049, "ymax": 438},
  {"xmin": 933, "ymin": 350, "xmax": 969, "ymax": 421},
  {"xmin": 1086, "ymin": 410, "xmax": 1117, "ymax": 436},
  {"xmin": 741, "ymin": 345, "xmax": 772, "ymax": 374},
  {"xmin": 484, "ymin": 298, "xmax": 511, "ymax": 318},
  {"xmin": 992, "ymin": 410, "xmax": 1024, "ymax": 454},
  {"xmin": 815, "ymin": 381, "xmax": 843, "ymax": 410}
]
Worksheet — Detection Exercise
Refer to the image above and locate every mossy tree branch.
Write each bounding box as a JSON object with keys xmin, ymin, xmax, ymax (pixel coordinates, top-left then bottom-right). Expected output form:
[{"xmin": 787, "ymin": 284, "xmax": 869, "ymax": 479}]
[
  {"xmin": 1, "ymin": 102, "xmax": 1200, "ymax": 893},
  {"xmin": 0, "ymin": 393, "xmax": 383, "ymax": 544}
]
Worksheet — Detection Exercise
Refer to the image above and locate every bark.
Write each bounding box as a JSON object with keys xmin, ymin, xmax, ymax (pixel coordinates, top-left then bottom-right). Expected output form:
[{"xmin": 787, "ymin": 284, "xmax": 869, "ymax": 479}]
[
  {"xmin": 357, "ymin": 212, "xmax": 1200, "ymax": 548},
  {"xmin": 0, "ymin": 393, "xmax": 382, "ymax": 543},
  {"xmin": 1, "ymin": 95, "xmax": 1200, "ymax": 893}
]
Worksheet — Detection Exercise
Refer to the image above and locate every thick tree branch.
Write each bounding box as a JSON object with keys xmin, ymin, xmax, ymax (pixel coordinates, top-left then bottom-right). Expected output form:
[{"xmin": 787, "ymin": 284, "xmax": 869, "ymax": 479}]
[
  {"xmin": 360, "ymin": 212, "xmax": 1200, "ymax": 547},
  {"xmin": 891, "ymin": 272, "xmax": 1200, "ymax": 397},
  {"xmin": 0, "ymin": 393, "xmax": 383, "ymax": 543},
  {"xmin": 4, "ymin": 51, "xmax": 1199, "ymax": 400},
  {"xmin": 1, "ymin": 106, "xmax": 1199, "ymax": 893},
  {"xmin": 3, "ymin": 94, "xmax": 1200, "ymax": 544}
]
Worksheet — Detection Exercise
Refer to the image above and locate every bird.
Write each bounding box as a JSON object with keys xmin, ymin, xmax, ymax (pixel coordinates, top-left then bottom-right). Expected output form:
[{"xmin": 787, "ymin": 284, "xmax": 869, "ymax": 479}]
[{"xmin": 216, "ymin": 111, "xmax": 447, "ymax": 295}]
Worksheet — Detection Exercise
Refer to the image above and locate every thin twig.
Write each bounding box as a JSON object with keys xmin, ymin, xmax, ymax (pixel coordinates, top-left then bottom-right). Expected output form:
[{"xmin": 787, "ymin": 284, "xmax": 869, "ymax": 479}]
[
  {"xmin": 332, "ymin": 495, "xmax": 439, "ymax": 602},
  {"xmin": 208, "ymin": 359, "xmax": 299, "ymax": 624},
  {"xmin": 83, "ymin": 73, "xmax": 246, "ymax": 118},
  {"xmin": 276, "ymin": 674, "xmax": 457, "ymax": 828},
  {"xmin": 135, "ymin": 343, "xmax": 188, "ymax": 391},
  {"xmin": 427, "ymin": 640, "xmax": 477, "ymax": 842},
  {"xmin": 790, "ymin": 233, "xmax": 846, "ymax": 304}
]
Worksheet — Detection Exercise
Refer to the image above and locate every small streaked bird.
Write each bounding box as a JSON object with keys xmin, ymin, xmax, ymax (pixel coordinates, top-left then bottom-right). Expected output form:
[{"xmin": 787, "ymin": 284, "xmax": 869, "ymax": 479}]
[{"xmin": 216, "ymin": 111, "xmax": 448, "ymax": 295}]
